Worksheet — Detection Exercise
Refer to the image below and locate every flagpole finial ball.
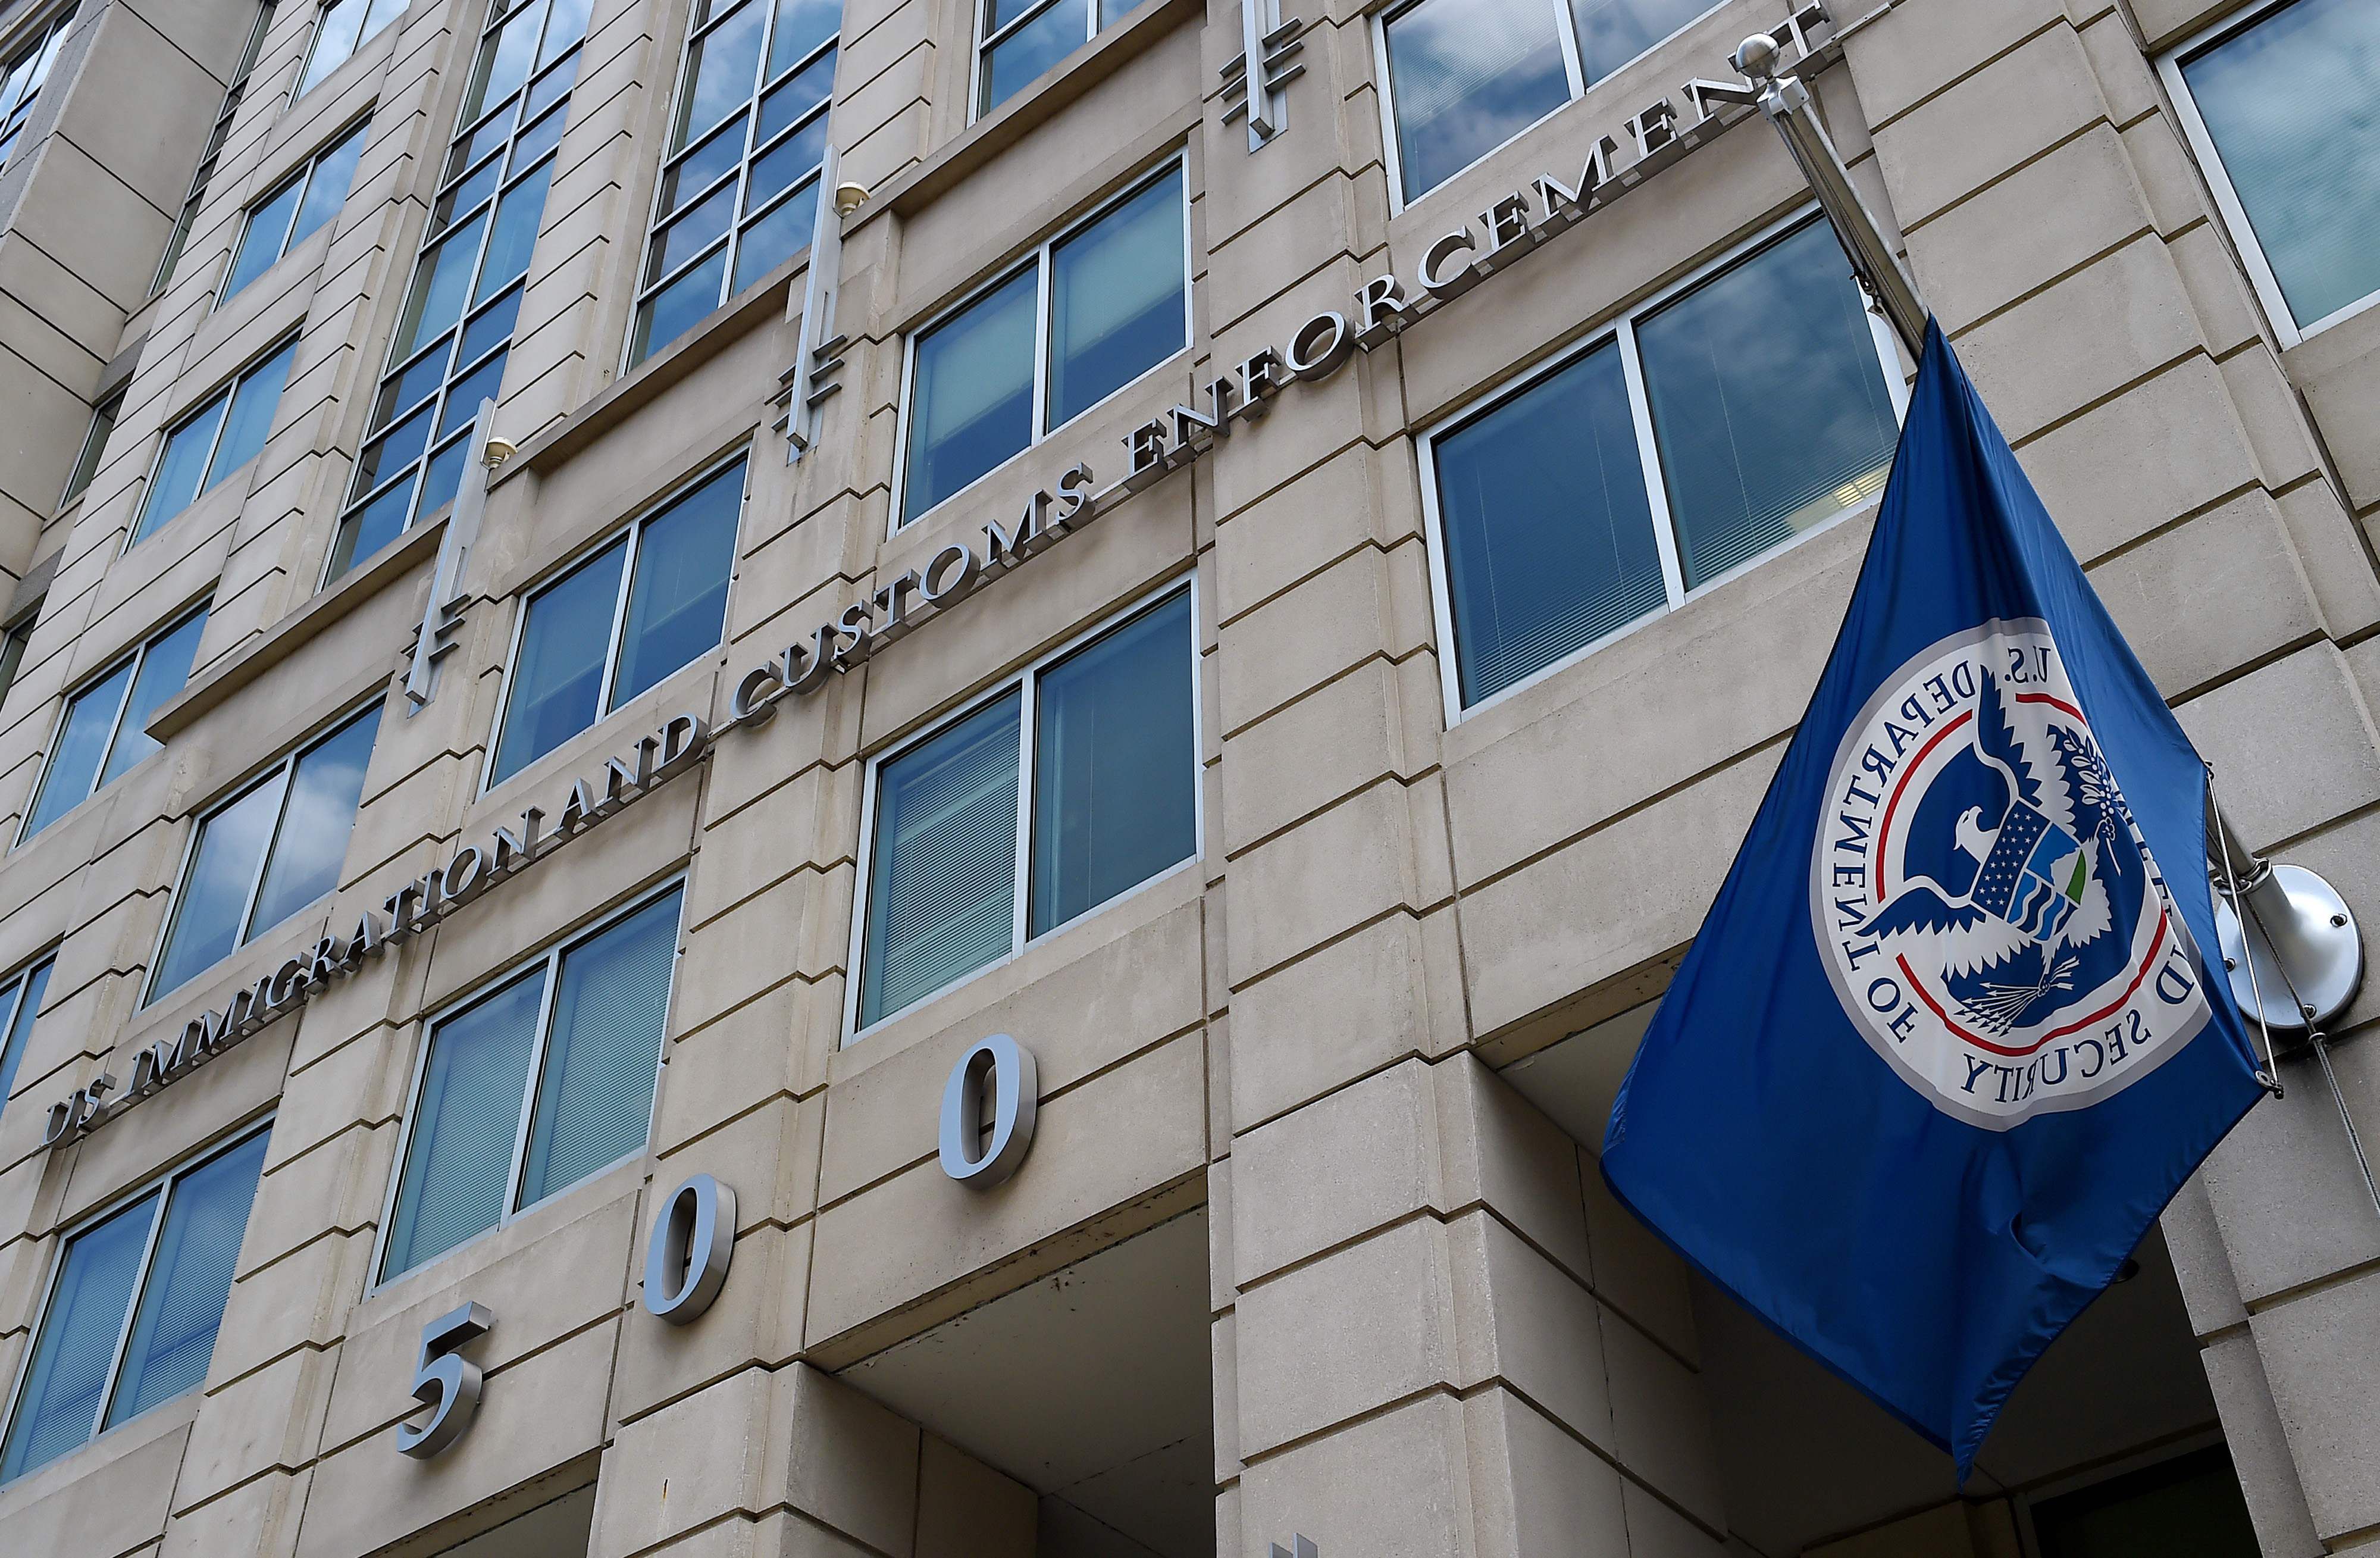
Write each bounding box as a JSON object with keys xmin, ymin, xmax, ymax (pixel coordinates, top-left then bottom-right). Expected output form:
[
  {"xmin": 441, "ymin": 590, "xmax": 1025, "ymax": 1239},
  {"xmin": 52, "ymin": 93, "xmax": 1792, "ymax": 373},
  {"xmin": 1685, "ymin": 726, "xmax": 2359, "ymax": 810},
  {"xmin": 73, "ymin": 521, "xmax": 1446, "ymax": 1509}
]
[{"xmin": 1733, "ymin": 32, "xmax": 1783, "ymax": 82}]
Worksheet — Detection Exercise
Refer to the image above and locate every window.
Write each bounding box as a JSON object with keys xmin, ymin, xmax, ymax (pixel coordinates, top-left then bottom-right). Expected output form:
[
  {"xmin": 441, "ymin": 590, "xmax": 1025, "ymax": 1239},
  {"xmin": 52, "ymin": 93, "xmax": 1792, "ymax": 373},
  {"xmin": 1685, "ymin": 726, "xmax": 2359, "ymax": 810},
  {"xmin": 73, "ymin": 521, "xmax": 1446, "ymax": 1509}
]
[
  {"xmin": 0, "ymin": 956, "xmax": 52, "ymax": 1119},
  {"xmin": 381, "ymin": 886, "xmax": 682, "ymax": 1281},
  {"xmin": 1379, "ymin": 0, "xmax": 1716, "ymax": 203},
  {"xmin": 131, "ymin": 338, "xmax": 299, "ymax": 545},
  {"xmin": 298, "ymin": 0, "xmax": 406, "ymax": 98},
  {"xmin": 0, "ymin": 614, "xmax": 30, "ymax": 713},
  {"xmin": 632, "ymin": 0, "xmax": 839, "ymax": 366},
  {"xmin": 2028, "ymin": 1446, "xmax": 2257, "ymax": 1557},
  {"xmin": 327, "ymin": 0, "xmax": 593, "ymax": 581},
  {"xmin": 59, "ymin": 389, "xmax": 119, "ymax": 510},
  {"xmin": 897, "ymin": 164, "xmax": 1185, "ymax": 526},
  {"xmin": 21, "ymin": 605, "xmax": 208, "ymax": 840},
  {"xmin": 155, "ymin": 3, "xmax": 276, "ymax": 295},
  {"xmin": 149, "ymin": 703, "xmax": 379, "ymax": 1000},
  {"xmin": 0, "ymin": 8, "xmax": 73, "ymax": 173},
  {"xmin": 975, "ymin": 0, "xmax": 1142, "ymax": 115},
  {"xmin": 2162, "ymin": 0, "xmax": 2380, "ymax": 343},
  {"xmin": 0, "ymin": 1124, "xmax": 270, "ymax": 1484},
  {"xmin": 855, "ymin": 586, "xmax": 1195, "ymax": 1030},
  {"xmin": 1421, "ymin": 215, "xmax": 1900, "ymax": 714},
  {"xmin": 221, "ymin": 117, "xmax": 368, "ymax": 301},
  {"xmin": 489, "ymin": 457, "xmax": 744, "ymax": 786}
]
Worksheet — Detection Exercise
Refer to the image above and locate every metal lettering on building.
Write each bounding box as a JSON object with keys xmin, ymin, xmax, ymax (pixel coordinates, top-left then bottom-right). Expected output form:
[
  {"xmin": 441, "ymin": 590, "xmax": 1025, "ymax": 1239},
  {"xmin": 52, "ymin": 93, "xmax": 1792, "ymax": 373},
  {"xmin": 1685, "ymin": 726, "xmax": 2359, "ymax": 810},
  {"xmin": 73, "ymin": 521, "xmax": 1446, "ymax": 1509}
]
[
  {"xmin": 50, "ymin": 11, "xmax": 1838, "ymax": 1152},
  {"xmin": 43, "ymin": 714, "xmax": 711, "ymax": 1148}
]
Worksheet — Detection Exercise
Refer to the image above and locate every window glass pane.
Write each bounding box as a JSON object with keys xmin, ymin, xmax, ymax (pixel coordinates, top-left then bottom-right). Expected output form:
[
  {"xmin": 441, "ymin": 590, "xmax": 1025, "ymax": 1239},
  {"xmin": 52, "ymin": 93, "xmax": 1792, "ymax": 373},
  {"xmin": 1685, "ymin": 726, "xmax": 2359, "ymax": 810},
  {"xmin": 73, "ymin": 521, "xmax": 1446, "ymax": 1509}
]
[
  {"xmin": 1047, "ymin": 170, "xmax": 1184, "ymax": 428},
  {"xmin": 1434, "ymin": 341, "xmax": 1662, "ymax": 705},
  {"xmin": 660, "ymin": 117, "xmax": 744, "ymax": 217},
  {"xmin": 0, "ymin": 959, "xmax": 52, "ymax": 1116},
  {"xmin": 862, "ymin": 692, "xmax": 1022, "ymax": 1027},
  {"xmin": 610, "ymin": 464, "xmax": 743, "ymax": 705},
  {"xmin": 152, "ymin": 774, "xmax": 286, "ymax": 998},
  {"xmin": 1637, "ymin": 221, "xmax": 1897, "ymax": 591},
  {"xmin": 732, "ymin": 178, "xmax": 814, "ymax": 292},
  {"xmin": 442, "ymin": 353, "xmax": 506, "ymax": 435},
  {"xmin": 477, "ymin": 160, "xmax": 555, "ymax": 301},
  {"xmin": 2031, "ymin": 1446, "xmax": 2259, "ymax": 1558},
  {"xmin": 2182, "ymin": 0, "xmax": 2380, "ymax": 329},
  {"xmin": 902, "ymin": 268, "xmax": 1036, "ymax": 523},
  {"xmin": 1030, "ymin": 592, "xmax": 1194, "ymax": 935},
  {"xmin": 418, "ymin": 430, "xmax": 472, "ymax": 515},
  {"xmin": 395, "ymin": 214, "xmax": 487, "ymax": 360},
  {"xmin": 99, "ymin": 610, "xmax": 207, "ymax": 790},
  {"xmin": 1568, "ymin": 0, "xmax": 1711, "ymax": 81},
  {"xmin": 356, "ymin": 402, "xmax": 435, "ymax": 496},
  {"xmin": 519, "ymin": 890, "xmax": 680, "ymax": 1203},
  {"xmin": 331, "ymin": 478, "xmax": 417, "ymax": 580},
  {"xmin": 290, "ymin": 121, "xmax": 368, "ymax": 250},
  {"xmin": 631, "ymin": 249, "xmax": 729, "ymax": 364},
  {"xmin": 206, "ymin": 342, "xmax": 298, "ymax": 498},
  {"xmin": 981, "ymin": 0, "xmax": 1090, "ymax": 114},
  {"xmin": 542, "ymin": 0, "xmax": 594, "ymax": 64},
  {"xmin": 248, "ymin": 708, "xmax": 378, "ymax": 934},
  {"xmin": 136, "ymin": 397, "xmax": 231, "ymax": 543},
  {"xmin": 677, "ymin": 0, "xmax": 764, "ymax": 146},
  {"xmin": 468, "ymin": 0, "xmax": 547, "ymax": 124},
  {"xmin": 493, "ymin": 539, "xmax": 630, "ymax": 784},
  {"xmin": 383, "ymin": 971, "xmax": 544, "ymax": 1278},
  {"xmin": 104, "ymin": 1131, "xmax": 270, "ymax": 1428},
  {"xmin": 26, "ymin": 662, "xmax": 133, "ymax": 837},
  {"xmin": 746, "ymin": 113, "xmax": 828, "ymax": 208},
  {"xmin": 62, "ymin": 392, "xmax": 121, "ymax": 509},
  {"xmin": 0, "ymin": 1193, "xmax": 159, "ymax": 1482},
  {"xmin": 647, "ymin": 180, "xmax": 735, "ymax": 285},
  {"xmin": 511, "ymin": 98, "xmax": 569, "ymax": 171},
  {"xmin": 1383, "ymin": 0, "xmax": 1570, "ymax": 202},
  {"xmin": 756, "ymin": 46, "xmax": 834, "ymax": 141},
  {"xmin": 768, "ymin": 0, "xmax": 840, "ymax": 74},
  {"xmin": 225, "ymin": 178, "xmax": 302, "ymax": 297},
  {"xmin": 301, "ymin": 0, "xmax": 368, "ymax": 96},
  {"xmin": 459, "ymin": 285, "xmax": 525, "ymax": 367}
]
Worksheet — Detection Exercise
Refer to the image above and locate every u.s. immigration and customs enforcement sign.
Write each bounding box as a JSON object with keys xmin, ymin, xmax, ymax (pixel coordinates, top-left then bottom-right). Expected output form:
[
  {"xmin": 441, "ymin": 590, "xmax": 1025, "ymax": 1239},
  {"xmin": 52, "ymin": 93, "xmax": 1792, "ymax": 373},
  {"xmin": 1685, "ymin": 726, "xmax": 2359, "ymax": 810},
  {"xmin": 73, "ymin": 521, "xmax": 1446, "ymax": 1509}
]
[{"xmin": 1812, "ymin": 620, "xmax": 2215, "ymax": 1130}]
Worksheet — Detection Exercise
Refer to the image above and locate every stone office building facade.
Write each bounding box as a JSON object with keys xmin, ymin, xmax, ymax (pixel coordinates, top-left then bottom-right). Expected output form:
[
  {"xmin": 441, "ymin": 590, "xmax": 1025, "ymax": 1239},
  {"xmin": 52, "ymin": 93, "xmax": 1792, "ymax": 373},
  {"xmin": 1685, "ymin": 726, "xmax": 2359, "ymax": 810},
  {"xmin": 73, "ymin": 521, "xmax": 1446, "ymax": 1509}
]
[{"xmin": 0, "ymin": 0, "xmax": 2373, "ymax": 1553}]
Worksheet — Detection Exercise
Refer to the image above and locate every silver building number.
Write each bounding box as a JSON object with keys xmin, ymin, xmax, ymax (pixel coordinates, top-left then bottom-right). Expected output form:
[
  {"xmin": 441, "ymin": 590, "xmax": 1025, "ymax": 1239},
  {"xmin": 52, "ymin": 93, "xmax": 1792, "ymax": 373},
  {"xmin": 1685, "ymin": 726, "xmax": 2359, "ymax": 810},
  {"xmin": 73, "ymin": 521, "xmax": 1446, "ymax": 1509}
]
[
  {"xmin": 644, "ymin": 1172, "xmax": 737, "ymax": 1324},
  {"xmin": 396, "ymin": 1302, "xmax": 493, "ymax": 1458},
  {"xmin": 939, "ymin": 1034, "xmax": 1038, "ymax": 1187}
]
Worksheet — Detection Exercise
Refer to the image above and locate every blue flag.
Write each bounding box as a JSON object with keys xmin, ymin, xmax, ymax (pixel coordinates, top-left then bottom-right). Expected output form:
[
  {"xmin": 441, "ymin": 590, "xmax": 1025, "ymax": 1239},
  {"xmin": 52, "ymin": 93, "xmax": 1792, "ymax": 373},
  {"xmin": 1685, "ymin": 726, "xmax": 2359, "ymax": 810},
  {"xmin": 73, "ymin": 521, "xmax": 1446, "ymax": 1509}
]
[{"xmin": 1600, "ymin": 320, "xmax": 2268, "ymax": 1478}]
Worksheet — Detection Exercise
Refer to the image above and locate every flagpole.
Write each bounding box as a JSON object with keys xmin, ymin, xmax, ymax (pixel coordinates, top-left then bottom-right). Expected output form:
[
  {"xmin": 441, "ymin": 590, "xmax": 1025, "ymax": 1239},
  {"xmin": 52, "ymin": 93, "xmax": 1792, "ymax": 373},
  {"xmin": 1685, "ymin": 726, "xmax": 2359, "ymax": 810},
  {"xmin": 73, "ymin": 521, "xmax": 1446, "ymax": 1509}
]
[{"xmin": 1729, "ymin": 29, "xmax": 2380, "ymax": 1214}]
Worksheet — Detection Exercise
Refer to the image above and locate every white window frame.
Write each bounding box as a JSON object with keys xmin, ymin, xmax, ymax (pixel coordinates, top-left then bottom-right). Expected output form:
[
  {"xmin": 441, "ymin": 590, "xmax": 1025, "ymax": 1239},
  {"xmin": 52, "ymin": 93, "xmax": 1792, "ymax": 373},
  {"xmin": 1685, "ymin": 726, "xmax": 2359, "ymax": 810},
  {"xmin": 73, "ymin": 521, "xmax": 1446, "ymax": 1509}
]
[
  {"xmin": 296, "ymin": 0, "xmax": 406, "ymax": 101},
  {"xmin": 887, "ymin": 156, "xmax": 1192, "ymax": 535},
  {"xmin": 969, "ymin": 0, "xmax": 1103, "ymax": 121},
  {"xmin": 624, "ymin": 0, "xmax": 839, "ymax": 371},
  {"xmin": 58, "ymin": 386, "xmax": 121, "ymax": 512},
  {"xmin": 16, "ymin": 600, "xmax": 210, "ymax": 847},
  {"xmin": 0, "ymin": 951, "xmax": 55, "ymax": 1118},
  {"xmin": 2157, "ymin": 0, "xmax": 2380, "ymax": 349},
  {"xmin": 327, "ymin": 0, "xmax": 590, "ymax": 587},
  {"xmin": 127, "ymin": 332, "xmax": 300, "ymax": 553},
  {"xmin": 368, "ymin": 877, "xmax": 685, "ymax": 1294},
  {"xmin": 483, "ymin": 451, "xmax": 751, "ymax": 796},
  {"xmin": 843, "ymin": 575, "xmax": 1204, "ymax": 1042},
  {"xmin": 154, "ymin": 0, "xmax": 274, "ymax": 298},
  {"xmin": 141, "ymin": 699, "xmax": 381, "ymax": 1006},
  {"xmin": 1371, "ymin": 0, "xmax": 1723, "ymax": 213},
  {"xmin": 1416, "ymin": 208, "xmax": 1908, "ymax": 727},
  {"xmin": 218, "ymin": 114, "xmax": 371, "ymax": 309},
  {"xmin": 0, "ymin": 5, "xmax": 76, "ymax": 174},
  {"xmin": 0, "ymin": 1115, "xmax": 275, "ymax": 1479}
]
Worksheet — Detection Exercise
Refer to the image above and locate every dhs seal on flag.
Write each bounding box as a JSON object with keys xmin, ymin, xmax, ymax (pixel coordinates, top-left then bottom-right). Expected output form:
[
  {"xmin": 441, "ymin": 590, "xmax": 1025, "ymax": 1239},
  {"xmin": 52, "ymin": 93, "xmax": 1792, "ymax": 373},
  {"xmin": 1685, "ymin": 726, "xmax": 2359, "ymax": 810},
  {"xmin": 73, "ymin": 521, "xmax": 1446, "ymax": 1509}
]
[{"xmin": 1813, "ymin": 618, "xmax": 2213, "ymax": 1130}]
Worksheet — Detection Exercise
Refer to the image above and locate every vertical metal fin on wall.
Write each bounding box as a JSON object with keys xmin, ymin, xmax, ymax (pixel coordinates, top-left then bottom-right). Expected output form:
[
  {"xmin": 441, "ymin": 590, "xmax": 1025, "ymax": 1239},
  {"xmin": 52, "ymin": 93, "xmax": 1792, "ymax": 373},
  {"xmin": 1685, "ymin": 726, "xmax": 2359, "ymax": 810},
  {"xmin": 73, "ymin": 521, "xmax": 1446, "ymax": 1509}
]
[{"xmin": 779, "ymin": 145, "xmax": 848, "ymax": 462}]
